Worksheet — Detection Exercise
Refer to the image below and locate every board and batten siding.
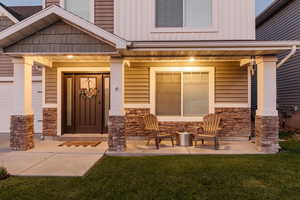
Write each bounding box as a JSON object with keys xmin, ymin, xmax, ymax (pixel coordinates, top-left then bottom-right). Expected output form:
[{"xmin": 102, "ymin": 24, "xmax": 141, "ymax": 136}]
[
  {"xmin": 115, "ymin": 0, "xmax": 255, "ymax": 41},
  {"xmin": 256, "ymin": 0, "xmax": 300, "ymax": 109},
  {"xmin": 124, "ymin": 62, "xmax": 248, "ymax": 104},
  {"xmin": 45, "ymin": 67, "xmax": 57, "ymax": 104}
]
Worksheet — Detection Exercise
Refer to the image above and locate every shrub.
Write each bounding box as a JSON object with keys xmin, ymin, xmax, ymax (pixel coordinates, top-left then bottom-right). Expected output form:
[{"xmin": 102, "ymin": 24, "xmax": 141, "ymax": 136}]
[
  {"xmin": 279, "ymin": 131, "xmax": 296, "ymax": 140},
  {"xmin": 0, "ymin": 167, "xmax": 9, "ymax": 178}
]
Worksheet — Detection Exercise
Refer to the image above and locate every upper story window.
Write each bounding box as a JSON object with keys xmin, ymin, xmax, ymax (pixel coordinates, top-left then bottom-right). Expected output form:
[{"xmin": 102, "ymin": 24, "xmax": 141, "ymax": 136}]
[
  {"xmin": 64, "ymin": 0, "xmax": 92, "ymax": 21},
  {"xmin": 155, "ymin": 0, "xmax": 213, "ymax": 29}
]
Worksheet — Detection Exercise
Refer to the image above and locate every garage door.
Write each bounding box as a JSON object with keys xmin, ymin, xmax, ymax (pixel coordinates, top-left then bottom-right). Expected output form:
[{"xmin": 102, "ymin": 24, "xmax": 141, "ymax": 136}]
[{"xmin": 0, "ymin": 81, "xmax": 42, "ymax": 133}]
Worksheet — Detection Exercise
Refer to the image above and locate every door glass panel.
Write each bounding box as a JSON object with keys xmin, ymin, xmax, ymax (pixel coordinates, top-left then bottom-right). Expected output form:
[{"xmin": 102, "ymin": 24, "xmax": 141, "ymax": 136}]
[
  {"xmin": 66, "ymin": 78, "xmax": 73, "ymax": 126},
  {"xmin": 104, "ymin": 77, "xmax": 110, "ymax": 131}
]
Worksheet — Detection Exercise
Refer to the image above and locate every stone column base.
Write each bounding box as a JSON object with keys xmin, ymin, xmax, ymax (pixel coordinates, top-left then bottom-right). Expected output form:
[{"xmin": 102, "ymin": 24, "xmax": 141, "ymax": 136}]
[
  {"xmin": 255, "ymin": 115, "xmax": 279, "ymax": 153},
  {"xmin": 43, "ymin": 108, "xmax": 57, "ymax": 137},
  {"xmin": 10, "ymin": 114, "xmax": 34, "ymax": 151},
  {"xmin": 108, "ymin": 116, "xmax": 126, "ymax": 152}
]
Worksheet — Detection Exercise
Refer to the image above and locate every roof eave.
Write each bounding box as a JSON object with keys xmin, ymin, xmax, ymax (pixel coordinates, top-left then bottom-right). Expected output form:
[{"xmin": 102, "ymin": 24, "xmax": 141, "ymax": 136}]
[
  {"xmin": 256, "ymin": 0, "xmax": 292, "ymax": 27},
  {"xmin": 0, "ymin": 5, "xmax": 127, "ymax": 50}
]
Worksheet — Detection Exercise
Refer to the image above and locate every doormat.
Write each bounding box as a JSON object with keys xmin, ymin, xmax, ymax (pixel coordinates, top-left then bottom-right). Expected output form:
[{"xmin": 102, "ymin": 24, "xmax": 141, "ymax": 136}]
[{"xmin": 58, "ymin": 141, "xmax": 102, "ymax": 147}]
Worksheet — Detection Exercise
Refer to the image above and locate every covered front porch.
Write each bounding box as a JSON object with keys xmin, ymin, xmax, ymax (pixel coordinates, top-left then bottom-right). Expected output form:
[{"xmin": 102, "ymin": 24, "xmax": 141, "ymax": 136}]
[{"xmin": 0, "ymin": 5, "xmax": 298, "ymax": 154}]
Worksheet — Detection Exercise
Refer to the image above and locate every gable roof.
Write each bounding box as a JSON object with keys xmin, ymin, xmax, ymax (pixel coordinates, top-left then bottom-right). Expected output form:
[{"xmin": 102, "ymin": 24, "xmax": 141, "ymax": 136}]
[
  {"xmin": 256, "ymin": 0, "xmax": 294, "ymax": 27},
  {"xmin": 0, "ymin": 3, "xmax": 42, "ymax": 24},
  {"xmin": 9, "ymin": 6, "xmax": 42, "ymax": 20},
  {"xmin": 0, "ymin": 5, "xmax": 127, "ymax": 50},
  {"xmin": 0, "ymin": 2, "xmax": 20, "ymax": 23}
]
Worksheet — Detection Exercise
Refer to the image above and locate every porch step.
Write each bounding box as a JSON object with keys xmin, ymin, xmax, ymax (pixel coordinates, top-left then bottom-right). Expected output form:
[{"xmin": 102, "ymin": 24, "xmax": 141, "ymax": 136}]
[{"xmin": 55, "ymin": 134, "xmax": 108, "ymax": 142}]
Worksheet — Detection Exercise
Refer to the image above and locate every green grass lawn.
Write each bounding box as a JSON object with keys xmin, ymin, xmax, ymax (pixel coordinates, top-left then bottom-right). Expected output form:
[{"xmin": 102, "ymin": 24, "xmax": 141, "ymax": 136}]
[{"xmin": 1, "ymin": 140, "xmax": 300, "ymax": 200}]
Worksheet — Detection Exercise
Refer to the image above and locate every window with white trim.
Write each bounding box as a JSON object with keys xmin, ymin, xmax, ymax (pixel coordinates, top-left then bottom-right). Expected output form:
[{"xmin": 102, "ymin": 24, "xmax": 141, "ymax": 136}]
[
  {"xmin": 155, "ymin": 0, "xmax": 212, "ymax": 28},
  {"xmin": 155, "ymin": 71, "xmax": 210, "ymax": 117},
  {"xmin": 65, "ymin": 0, "xmax": 91, "ymax": 21}
]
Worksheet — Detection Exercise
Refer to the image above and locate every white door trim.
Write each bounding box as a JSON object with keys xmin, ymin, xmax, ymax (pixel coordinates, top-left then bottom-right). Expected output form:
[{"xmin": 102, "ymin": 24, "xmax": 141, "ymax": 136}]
[
  {"xmin": 150, "ymin": 66, "xmax": 215, "ymax": 122},
  {"xmin": 56, "ymin": 67, "xmax": 110, "ymax": 136}
]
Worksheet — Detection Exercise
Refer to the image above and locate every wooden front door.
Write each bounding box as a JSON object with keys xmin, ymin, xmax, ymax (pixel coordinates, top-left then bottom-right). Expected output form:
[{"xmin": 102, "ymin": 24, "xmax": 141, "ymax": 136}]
[{"xmin": 62, "ymin": 73, "xmax": 110, "ymax": 134}]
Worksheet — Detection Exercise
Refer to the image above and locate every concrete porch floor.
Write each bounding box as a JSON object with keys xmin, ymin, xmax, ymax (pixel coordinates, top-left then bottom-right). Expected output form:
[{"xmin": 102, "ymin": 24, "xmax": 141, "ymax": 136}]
[
  {"xmin": 0, "ymin": 134, "xmax": 264, "ymax": 177},
  {"xmin": 107, "ymin": 138, "xmax": 265, "ymax": 156}
]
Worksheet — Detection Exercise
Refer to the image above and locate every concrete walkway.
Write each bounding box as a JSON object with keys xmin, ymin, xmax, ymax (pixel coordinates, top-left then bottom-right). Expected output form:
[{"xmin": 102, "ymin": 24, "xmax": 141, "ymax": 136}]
[{"xmin": 0, "ymin": 134, "xmax": 106, "ymax": 176}]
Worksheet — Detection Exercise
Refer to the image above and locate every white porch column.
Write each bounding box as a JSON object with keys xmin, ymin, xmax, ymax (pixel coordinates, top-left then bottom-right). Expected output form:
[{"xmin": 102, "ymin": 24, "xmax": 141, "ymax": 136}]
[
  {"xmin": 10, "ymin": 58, "xmax": 34, "ymax": 151},
  {"xmin": 109, "ymin": 59, "xmax": 124, "ymax": 116},
  {"xmin": 12, "ymin": 58, "xmax": 33, "ymax": 115},
  {"xmin": 108, "ymin": 58, "xmax": 126, "ymax": 152},
  {"xmin": 255, "ymin": 56, "xmax": 279, "ymax": 153}
]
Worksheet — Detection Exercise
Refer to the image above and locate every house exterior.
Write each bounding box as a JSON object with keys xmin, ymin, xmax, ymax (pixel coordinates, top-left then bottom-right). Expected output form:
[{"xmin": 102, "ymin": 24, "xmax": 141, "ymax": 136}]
[
  {"xmin": 256, "ymin": 0, "xmax": 300, "ymax": 130},
  {"xmin": 0, "ymin": 0, "xmax": 298, "ymax": 153},
  {"xmin": 0, "ymin": 3, "xmax": 42, "ymax": 133}
]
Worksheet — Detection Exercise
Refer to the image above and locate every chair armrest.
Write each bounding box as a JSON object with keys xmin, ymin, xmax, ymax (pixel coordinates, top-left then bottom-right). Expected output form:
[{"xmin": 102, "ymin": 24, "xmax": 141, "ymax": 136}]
[{"xmin": 197, "ymin": 126, "xmax": 204, "ymax": 134}]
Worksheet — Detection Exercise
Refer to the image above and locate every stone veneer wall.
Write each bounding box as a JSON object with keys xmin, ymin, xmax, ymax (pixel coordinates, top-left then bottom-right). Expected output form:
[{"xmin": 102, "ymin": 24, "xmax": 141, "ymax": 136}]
[
  {"xmin": 43, "ymin": 108, "xmax": 57, "ymax": 136},
  {"xmin": 215, "ymin": 108, "xmax": 251, "ymax": 137},
  {"xmin": 10, "ymin": 115, "xmax": 34, "ymax": 151},
  {"xmin": 108, "ymin": 116, "xmax": 126, "ymax": 152},
  {"xmin": 124, "ymin": 108, "xmax": 251, "ymax": 137},
  {"xmin": 255, "ymin": 116, "xmax": 279, "ymax": 153}
]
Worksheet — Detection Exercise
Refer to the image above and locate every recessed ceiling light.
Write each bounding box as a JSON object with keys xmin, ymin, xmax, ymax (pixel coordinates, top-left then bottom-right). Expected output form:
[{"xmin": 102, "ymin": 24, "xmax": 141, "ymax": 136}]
[{"xmin": 189, "ymin": 57, "xmax": 195, "ymax": 62}]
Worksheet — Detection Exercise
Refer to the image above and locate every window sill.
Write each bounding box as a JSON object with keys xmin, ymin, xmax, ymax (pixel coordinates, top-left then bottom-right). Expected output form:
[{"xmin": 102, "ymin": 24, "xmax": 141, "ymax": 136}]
[
  {"xmin": 157, "ymin": 116, "xmax": 204, "ymax": 122},
  {"xmin": 151, "ymin": 27, "xmax": 218, "ymax": 33}
]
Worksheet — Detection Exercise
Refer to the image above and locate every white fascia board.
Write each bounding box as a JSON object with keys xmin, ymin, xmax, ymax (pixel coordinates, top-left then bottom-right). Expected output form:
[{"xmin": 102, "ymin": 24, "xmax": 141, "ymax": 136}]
[
  {"xmin": 0, "ymin": 5, "xmax": 19, "ymax": 23},
  {"xmin": 0, "ymin": 5, "xmax": 127, "ymax": 49}
]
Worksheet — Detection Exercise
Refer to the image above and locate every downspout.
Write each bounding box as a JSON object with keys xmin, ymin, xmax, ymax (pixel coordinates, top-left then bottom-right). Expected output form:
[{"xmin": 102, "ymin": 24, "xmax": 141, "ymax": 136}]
[{"xmin": 277, "ymin": 45, "xmax": 297, "ymax": 68}]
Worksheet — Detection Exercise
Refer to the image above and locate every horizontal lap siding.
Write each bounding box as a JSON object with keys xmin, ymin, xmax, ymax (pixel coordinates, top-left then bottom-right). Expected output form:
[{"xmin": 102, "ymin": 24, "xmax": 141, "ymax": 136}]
[
  {"xmin": 45, "ymin": 0, "xmax": 60, "ymax": 7},
  {"xmin": 45, "ymin": 67, "xmax": 57, "ymax": 104},
  {"xmin": 256, "ymin": 0, "xmax": 300, "ymax": 109},
  {"xmin": 95, "ymin": 0, "xmax": 114, "ymax": 32},
  {"xmin": 125, "ymin": 66, "xmax": 150, "ymax": 104},
  {"xmin": 124, "ymin": 62, "xmax": 248, "ymax": 104},
  {"xmin": 0, "ymin": 54, "xmax": 13, "ymax": 77},
  {"xmin": 215, "ymin": 63, "xmax": 248, "ymax": 103}
]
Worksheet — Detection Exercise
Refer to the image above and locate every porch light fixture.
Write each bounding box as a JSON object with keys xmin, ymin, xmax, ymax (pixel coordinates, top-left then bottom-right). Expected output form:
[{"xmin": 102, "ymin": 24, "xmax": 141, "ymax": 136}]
[
  {"xmin": 67, "ymin": 55, "xmax": 74, "ymax": 59},
  {"xmin": 189, "ymin": 57, "xmax": 195, "ymax": 62},
  {"xmin": 250, "ymin": 56, "xmax": 257, "ymax": 76}
]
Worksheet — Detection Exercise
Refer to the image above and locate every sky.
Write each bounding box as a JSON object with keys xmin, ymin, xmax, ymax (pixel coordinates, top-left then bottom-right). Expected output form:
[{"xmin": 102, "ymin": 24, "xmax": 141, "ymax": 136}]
[{"xmin": 0, "ymin": 0, "xmax": 274, "ymax": 15}]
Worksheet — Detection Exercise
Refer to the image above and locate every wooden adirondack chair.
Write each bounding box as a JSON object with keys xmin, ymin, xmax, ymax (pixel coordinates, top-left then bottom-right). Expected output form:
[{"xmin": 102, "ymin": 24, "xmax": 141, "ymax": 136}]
[
  {"xmin": 193, "ymin": 114, "xmax": 221, "ymax": 150},
  {"xmin": 143, "ymin": 114, "xmax": 175, "ymax": 149}
]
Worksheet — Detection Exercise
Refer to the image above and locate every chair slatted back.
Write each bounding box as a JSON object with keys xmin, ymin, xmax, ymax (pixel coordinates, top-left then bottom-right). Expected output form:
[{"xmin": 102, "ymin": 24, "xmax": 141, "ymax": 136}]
[
  {"xmin": 143, "ymin": 114, "xmax": 160, "ymax": 132},
  {"xmin": 202, "ymin": 114, "xmax": 221, "ymax": 135}
]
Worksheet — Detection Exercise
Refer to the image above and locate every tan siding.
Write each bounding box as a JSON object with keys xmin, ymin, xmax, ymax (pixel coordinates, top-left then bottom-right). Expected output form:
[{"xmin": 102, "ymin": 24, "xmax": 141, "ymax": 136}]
[
  {"xmin": 45, "ymin": 67, "xmax": 57, "ymax": 104},
  {"xmin": 124, "ymin": 62, "xmax": 248, "ymax": 104},
  {"xmin": 95, "ymin": 0, "xmax": 114, "ymax": 33},
  {"xmin": 4, "ymin": 21, "xmax": 116, "ymax": 53},
  {"xmin": 45, "ymin": 0, "xmax": 60, "ymax": 7},
  {"xmin": 0, "ymin": 54, "xmax": 13, "ymax": 77},
  {"xmin": 125, "ymin": 66, "xmax": 150, "ymax": 104},
  {"xmin": 0, "ymin": 54, "xmax": 42, "ymax": 77},
  {"xmin": 215, "ymin": 63, "xmax": 248, "ymax": 103}
]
